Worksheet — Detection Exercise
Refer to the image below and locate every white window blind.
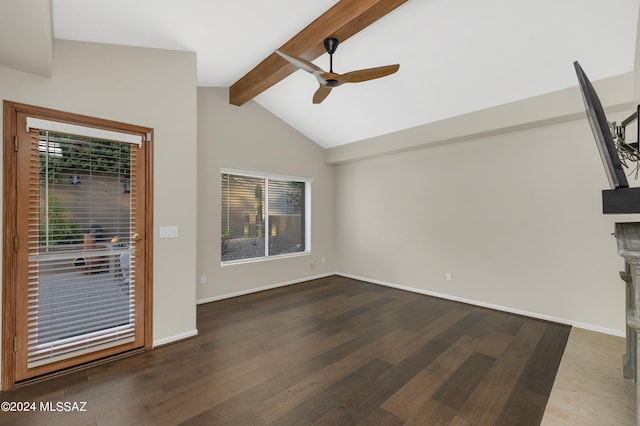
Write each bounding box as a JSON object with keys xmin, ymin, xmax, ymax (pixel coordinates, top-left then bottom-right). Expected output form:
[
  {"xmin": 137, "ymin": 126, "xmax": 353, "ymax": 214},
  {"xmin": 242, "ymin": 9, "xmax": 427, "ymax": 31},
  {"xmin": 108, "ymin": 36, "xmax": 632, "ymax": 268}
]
[
  {"xmin": 26, "ymin": 128, "xmax": 138, "ymax": 367},
  {"xmin": 221, "ymin": 169, "xmax": 311, "ymax": 263}
]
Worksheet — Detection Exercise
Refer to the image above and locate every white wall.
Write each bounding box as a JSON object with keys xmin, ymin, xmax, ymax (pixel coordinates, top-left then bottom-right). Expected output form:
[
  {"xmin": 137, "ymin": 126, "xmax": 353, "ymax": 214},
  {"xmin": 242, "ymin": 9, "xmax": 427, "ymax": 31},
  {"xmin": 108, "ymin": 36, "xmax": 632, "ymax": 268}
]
[
  {"xmin": 0, "ymin": 40, "xmax": 199, "ymax": 386},
  {"xmin": 196, "ymin": 88, "xmax": 335, "ymax": 302},
  {"xmin": 332, "ymin": 73, "xmax": 636, "ymax": 335}
]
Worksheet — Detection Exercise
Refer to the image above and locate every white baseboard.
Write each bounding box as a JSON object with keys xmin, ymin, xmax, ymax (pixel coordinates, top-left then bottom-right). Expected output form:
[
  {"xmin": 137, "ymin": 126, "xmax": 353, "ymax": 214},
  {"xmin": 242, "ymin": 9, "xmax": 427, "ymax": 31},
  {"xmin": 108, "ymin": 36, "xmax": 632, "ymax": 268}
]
[
  {"xmin": 153, "ymin": 329, "xmax": 199, "ymax": 348},
  {"xmin": 193, "ymin": 270, "xmax": 624, "ymax": 337},
  {"xmin": 196, "ymin": 272, "xmax": 334, "ymax": 305},
  {"xmin": 337, "ymin": 272, "xmax": 625, "ymax": 337}
]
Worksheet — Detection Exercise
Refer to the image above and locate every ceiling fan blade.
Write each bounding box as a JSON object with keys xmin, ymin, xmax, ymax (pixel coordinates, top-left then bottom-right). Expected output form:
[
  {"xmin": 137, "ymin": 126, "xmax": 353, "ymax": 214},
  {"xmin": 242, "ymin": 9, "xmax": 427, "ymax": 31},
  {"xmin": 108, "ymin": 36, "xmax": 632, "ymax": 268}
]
[
  {"xmin": 313, "ymin": 85, "xmax": 332, "ymax": 104},
  {"xmin": 275, "ymin": 50, "xmax": 325, "ymax": 75},
  {"xmin": 342, "ymin": 64, "xmax": 400, "ymax": 83}
]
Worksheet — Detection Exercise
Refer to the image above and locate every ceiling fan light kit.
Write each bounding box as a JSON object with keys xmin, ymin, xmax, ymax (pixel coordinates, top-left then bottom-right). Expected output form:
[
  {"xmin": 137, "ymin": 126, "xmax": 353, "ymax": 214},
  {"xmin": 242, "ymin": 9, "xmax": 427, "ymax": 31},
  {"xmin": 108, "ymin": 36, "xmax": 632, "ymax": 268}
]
[{"xmin": 275, "ymin": 37, "xmax": 399, "ymax": 104}]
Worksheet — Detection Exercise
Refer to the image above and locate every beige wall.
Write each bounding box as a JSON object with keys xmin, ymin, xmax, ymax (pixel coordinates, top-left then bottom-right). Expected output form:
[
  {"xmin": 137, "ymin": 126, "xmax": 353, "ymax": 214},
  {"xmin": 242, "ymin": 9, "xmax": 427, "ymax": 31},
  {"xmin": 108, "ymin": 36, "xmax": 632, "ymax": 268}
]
[
  {"xmin": 331, "ymin": 73, "xmax": 636, "ymax": 335},
  {"xmin": 0, "ymin": 40, "xmax": 199, "ymax": 386},
  {"xmin": 196, "ymin": 88, "xmax": 335, "ymax": 302}
]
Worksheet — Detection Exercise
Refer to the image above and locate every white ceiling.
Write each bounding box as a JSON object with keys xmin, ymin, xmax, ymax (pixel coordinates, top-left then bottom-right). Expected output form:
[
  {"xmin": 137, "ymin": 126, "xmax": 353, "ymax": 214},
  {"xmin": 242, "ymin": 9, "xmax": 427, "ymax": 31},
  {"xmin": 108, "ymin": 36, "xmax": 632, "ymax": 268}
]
[{"xmin": 49, "ymin": 0, "xmax": 640, "ymax": 148}]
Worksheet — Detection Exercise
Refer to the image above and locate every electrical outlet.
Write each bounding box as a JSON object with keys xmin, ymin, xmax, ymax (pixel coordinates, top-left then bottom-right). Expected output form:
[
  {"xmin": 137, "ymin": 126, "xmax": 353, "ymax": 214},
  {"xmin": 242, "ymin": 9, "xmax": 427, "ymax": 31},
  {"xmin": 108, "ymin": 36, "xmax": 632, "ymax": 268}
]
[
  {"xmin": 311, "ymin": 261, "xmax": 316, "ymax": 270},
  {"xmin": 446, "ymin": 272, "xmax": 452, "ymax": 282},
  {"xmin": 200, "ymin": 275, "xmax": 207, "ymax": 284}
]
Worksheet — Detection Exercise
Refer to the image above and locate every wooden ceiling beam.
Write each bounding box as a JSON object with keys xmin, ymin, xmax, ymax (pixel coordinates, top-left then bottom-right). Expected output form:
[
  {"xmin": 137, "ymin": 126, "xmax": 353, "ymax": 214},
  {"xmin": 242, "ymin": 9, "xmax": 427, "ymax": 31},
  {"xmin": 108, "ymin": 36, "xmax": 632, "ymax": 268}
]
[{"xmin": 228, "ymin": 0, "xmax": 408, "ymax": 106}]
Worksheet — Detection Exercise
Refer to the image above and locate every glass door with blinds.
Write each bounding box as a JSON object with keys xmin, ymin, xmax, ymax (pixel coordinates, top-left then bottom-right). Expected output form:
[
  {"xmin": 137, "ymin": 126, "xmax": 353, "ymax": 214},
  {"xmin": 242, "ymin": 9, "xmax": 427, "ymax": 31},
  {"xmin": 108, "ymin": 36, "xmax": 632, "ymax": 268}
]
[{"xmin": 13, "ymin": 112, "xmax": 147, "ymax": 381}]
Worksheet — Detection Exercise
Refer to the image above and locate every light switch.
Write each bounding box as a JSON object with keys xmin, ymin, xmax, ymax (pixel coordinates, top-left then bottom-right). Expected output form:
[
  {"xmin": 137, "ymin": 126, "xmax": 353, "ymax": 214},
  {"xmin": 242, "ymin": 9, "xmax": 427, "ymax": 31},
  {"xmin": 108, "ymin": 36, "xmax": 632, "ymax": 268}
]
[{"xmin": 159, "ymin": 226, "xmax": 178, "ymax": 239}]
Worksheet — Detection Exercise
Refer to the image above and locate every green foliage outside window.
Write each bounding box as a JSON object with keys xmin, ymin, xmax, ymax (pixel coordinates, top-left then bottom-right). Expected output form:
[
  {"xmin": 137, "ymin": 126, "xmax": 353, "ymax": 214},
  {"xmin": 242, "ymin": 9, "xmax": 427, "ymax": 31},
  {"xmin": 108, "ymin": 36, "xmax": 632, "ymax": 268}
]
[
  {"xmin": 39, "ymin": 194, "xmax": 82, "ymax": 246},
  {"xmin": 221, "ymin": 228, "xmax": 232, "ymax": 256},
  {"xmin": 39, "ymin": 132, "xmax": 130, "ymax": 182}
]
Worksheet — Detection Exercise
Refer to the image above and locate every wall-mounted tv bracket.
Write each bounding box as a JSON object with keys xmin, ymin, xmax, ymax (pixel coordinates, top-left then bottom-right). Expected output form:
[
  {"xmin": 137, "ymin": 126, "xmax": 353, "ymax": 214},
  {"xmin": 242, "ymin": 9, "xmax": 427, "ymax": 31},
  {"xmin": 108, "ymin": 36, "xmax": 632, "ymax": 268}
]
[{"xmin": 611, "ymin": 104, "xmax": 640, "ymax": 179}]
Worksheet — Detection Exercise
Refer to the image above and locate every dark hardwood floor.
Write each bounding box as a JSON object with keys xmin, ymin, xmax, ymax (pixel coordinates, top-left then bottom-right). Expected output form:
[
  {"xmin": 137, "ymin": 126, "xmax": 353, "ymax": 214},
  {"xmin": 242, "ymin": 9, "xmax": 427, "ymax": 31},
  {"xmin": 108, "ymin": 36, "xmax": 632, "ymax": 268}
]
[{"xmin": 0, "ymin": 275, "xmax": 570, "ymax": 425}]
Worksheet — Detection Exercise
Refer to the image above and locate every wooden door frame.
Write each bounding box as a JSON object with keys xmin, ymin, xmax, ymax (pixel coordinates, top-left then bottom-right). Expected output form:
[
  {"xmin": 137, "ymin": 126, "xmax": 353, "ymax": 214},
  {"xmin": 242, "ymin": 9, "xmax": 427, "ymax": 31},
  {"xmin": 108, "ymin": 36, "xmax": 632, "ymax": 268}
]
[{"xmin": 1, "ymin": 101, "xmax": 154, "ymax": 390}]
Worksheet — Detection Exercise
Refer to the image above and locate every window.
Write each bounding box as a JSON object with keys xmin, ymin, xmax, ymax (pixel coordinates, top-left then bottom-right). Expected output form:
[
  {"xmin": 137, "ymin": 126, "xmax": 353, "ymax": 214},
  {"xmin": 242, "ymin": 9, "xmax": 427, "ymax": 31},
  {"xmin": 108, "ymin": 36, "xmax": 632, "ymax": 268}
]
[
  {"xmin": 33, "ymin": 130, "xmax": 137, "ymax": 363},
  {"xmin": 221, "ymin": 169, "xmax": 311, "ymax": 263}
]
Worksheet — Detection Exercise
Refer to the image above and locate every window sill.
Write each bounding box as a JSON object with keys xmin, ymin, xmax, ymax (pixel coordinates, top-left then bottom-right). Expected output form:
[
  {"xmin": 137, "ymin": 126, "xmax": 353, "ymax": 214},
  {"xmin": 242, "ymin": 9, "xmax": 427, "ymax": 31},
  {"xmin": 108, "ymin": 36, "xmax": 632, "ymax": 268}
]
[{"xmin": 221, "ymin": 251, "xmax": 310, "ymax": 267}]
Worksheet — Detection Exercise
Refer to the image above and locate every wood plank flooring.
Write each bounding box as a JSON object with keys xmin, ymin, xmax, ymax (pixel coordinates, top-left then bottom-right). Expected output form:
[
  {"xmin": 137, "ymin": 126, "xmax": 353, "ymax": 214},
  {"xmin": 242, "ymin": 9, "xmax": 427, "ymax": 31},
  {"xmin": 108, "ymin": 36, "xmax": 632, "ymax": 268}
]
[{"xmin": 0, "ymin": 275, "xmax": 570, "ymax": 425}]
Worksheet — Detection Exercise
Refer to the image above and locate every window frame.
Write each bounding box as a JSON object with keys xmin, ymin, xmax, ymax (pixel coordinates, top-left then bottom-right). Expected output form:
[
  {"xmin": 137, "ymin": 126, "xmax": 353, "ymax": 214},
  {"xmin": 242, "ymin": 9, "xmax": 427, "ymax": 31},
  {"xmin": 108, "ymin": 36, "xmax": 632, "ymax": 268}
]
[{"xmin": 220, "ymin": 168, "xmax": 312, "ymax": 265}]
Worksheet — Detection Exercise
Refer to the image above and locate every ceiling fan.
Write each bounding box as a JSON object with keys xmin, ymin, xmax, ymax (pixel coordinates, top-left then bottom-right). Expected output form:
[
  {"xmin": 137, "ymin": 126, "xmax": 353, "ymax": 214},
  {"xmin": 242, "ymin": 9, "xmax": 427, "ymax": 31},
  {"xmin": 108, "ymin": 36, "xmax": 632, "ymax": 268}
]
[{"xmin": 275, "ymin": 37, "xmax": 400, "ymax": 104}]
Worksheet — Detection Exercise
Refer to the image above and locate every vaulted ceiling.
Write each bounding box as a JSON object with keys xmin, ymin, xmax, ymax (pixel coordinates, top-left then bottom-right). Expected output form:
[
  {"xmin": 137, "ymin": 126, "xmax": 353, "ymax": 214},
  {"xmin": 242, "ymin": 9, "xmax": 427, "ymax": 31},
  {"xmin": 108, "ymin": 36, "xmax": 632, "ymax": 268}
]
[{"xmin": 2, "ymin": 0, "xmax": 639, "ymax": 149}]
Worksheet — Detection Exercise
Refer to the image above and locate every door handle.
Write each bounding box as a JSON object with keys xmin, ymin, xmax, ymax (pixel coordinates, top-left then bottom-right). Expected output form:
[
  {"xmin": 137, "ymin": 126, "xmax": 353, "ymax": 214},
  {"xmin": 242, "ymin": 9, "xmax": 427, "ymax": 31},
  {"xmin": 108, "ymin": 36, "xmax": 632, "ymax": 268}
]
[{"xmin": 132, "ymin": 232, "xmax": 143, "ymax": 241}]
